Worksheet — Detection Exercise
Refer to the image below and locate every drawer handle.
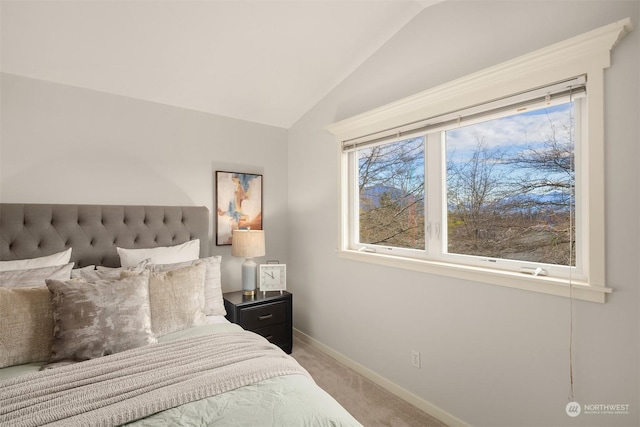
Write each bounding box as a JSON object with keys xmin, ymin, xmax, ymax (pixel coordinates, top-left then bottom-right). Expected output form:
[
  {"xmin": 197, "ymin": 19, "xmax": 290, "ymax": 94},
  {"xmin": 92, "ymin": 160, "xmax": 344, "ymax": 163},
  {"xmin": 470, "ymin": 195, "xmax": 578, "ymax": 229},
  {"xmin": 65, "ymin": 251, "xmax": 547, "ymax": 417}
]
[{"xmin": 258, "ymin": 314, "xmax": 273, "ymax": 321}]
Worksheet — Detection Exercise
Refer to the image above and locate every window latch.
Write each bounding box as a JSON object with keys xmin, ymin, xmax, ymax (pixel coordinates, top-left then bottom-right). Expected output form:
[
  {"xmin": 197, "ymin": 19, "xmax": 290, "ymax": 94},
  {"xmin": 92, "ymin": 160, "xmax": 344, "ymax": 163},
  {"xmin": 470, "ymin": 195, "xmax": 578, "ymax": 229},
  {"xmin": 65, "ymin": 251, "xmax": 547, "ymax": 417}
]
[
  {"xmin": 427, "ymin": 222, "xmax": 441, "ymax": 240},
  {"xmin": 521, "ymin": 267, "xmax": 547, "ymax": 276}
]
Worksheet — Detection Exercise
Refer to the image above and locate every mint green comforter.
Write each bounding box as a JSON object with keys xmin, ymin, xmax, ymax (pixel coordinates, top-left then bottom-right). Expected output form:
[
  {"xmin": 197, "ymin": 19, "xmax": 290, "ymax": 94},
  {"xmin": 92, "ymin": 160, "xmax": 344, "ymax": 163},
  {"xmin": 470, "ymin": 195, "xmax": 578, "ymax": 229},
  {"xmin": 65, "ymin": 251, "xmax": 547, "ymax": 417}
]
[{"xmin": 1, "ymin": 323, "xmax": 361, "ymax": 426}]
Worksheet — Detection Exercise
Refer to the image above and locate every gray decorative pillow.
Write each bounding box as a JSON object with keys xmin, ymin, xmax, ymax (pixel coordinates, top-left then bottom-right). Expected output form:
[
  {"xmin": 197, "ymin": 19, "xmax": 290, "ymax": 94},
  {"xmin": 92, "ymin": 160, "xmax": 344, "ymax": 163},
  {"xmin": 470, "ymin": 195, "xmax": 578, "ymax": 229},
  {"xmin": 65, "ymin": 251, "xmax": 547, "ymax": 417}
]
[
  {"xmin": 0, "ymin": 287, "xmax": 53, "ymax": 368},
  {"xmin": 92, "ymin": 260, "xmax": 149, "ymax": 280},
  {"xmin": 70, "ymin": 265, "xmax": 96, "ymax": 279},
  {"xmin": 122, "ymin": 263, "xmax": 207, "ymax": 336},
  {"xmin": 0, "ymin": 263, "xmax": 74, "ymax": 288},
  {"xmin": 147, "ymin": 256, "xmax": 224, "ymax": 316},
  {"xmin": 73, "ymin": 265, "xmax": 143, "ymax": 281},
  {"xmin": 45, "ymin": 273, "xmax": 156, "ymax": 364}
]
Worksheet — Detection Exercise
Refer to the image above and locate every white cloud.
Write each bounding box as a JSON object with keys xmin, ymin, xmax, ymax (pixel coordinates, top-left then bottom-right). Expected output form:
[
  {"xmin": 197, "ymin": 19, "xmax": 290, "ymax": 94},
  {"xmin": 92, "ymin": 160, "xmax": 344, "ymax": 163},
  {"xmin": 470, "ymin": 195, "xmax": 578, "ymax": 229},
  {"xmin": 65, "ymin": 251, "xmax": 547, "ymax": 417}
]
[{"xmin": 445, "ymin": 104, "xmax": 572, "ymax": 157}]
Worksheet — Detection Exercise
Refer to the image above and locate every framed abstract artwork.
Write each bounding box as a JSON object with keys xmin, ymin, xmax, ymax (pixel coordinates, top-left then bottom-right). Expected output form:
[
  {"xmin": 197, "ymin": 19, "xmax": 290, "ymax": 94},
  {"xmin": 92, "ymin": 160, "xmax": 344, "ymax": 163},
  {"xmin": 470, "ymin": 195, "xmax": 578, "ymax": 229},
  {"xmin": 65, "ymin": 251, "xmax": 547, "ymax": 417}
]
[{"xmin": 215, "ymin": 171, "xmax": 263, "ymax": 246}]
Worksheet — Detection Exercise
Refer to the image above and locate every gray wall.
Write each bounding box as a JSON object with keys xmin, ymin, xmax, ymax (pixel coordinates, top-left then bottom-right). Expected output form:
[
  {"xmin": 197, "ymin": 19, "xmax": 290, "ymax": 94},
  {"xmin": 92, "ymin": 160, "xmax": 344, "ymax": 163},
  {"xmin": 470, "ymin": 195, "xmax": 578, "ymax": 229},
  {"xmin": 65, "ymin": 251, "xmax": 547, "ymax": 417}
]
[
  {"xmin": 287, "ymin": 1, "xmax": 639, "ymax": 426},
  {"xmin": 0, "ymin": 73, "xmax": 289, "ymax": 288}
]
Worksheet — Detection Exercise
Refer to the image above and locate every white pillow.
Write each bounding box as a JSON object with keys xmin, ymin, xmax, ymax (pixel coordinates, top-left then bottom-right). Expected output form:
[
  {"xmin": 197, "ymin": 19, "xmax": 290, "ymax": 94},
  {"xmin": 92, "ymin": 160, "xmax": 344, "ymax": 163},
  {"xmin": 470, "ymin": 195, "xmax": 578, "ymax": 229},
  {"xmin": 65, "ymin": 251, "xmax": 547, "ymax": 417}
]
[
  {"xmin": 0, "ymin": 248, "xmax": 72, "ymax": 272},
  {"xmin": 117, "ymin": 240, "xmax": 200, "ymax": 268}
]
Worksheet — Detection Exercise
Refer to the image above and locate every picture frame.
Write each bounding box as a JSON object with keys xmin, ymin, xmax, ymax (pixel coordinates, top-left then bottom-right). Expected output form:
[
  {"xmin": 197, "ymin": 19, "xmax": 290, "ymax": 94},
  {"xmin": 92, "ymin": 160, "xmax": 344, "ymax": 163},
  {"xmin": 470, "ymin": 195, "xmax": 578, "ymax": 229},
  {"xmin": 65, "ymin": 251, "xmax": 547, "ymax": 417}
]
[
  {"xmin": 259, "ymin": 264, "xmax": 287, "ymax": 293},
  {"xmin": 215, "ymin": 171, "xmax": 263, "ymax": 246}
]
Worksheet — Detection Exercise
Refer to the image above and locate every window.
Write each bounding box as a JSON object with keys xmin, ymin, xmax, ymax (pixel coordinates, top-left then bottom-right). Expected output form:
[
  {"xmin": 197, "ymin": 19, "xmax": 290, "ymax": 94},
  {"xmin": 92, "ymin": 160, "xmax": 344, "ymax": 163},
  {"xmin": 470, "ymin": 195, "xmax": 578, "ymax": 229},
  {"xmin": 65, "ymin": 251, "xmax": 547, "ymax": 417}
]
[
  {"xmin": 444, "ymin": 101, "xmax": 579, "ymax": 272},
  {"xmin": 330, "ymin": 18, "xmax": 631, "ymax": 303},
  {"xmin": 357, "ymin": 136, "xmax": 425, "ymax": 250},
  {"xmin": 349, "ymin": 82, "xmax": 584, "ymax": 280}
]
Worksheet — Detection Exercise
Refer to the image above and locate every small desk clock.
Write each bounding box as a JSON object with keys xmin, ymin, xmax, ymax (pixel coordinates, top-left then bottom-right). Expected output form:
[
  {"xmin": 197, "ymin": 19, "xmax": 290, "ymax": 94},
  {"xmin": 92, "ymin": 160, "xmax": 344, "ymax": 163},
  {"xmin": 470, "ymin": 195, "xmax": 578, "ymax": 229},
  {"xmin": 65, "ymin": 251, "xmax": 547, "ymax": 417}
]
[{"xmin": 259, "ymin": 264, "xmax": 286, "ymax": 293}]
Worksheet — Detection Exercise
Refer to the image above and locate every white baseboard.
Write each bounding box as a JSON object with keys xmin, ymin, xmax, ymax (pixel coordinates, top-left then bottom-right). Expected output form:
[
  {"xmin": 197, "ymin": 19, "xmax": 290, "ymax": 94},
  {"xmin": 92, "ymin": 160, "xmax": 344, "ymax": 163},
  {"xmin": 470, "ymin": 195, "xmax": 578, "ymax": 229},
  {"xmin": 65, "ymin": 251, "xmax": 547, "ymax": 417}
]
[{"xmin": 293, "ymin": 328, "xmax": 468, "ymax": 427}]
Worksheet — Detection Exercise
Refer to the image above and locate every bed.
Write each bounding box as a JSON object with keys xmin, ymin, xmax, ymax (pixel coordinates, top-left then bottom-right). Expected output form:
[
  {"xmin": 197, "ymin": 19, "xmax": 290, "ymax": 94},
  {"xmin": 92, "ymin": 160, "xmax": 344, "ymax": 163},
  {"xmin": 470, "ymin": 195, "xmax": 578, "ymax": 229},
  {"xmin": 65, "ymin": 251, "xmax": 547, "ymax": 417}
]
[{"xmin": 0, "ymin": 203, "xmax": 361, "ymax": 426}]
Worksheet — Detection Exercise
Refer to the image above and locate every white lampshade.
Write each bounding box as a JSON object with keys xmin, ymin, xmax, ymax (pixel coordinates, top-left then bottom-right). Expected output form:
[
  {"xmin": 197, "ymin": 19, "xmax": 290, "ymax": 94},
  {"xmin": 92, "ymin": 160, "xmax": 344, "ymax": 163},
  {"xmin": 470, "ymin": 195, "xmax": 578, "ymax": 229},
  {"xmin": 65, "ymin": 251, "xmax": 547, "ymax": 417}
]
[{"xmin": 231, "ymin": 230, "xmax": 265, "ymax": 258}]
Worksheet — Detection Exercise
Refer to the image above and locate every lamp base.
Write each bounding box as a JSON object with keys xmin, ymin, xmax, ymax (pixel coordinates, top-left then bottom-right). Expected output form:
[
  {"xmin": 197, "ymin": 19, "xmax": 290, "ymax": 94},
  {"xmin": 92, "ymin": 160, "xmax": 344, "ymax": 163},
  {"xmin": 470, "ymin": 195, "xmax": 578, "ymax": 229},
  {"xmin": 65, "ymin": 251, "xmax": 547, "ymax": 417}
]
[
  {"xmin": 242, "ymin": 289, "xmax": 256, "ymax": 296},
  {"xmin": 241, "ymin": 258, "xmax": 258, "ymax": 296}
]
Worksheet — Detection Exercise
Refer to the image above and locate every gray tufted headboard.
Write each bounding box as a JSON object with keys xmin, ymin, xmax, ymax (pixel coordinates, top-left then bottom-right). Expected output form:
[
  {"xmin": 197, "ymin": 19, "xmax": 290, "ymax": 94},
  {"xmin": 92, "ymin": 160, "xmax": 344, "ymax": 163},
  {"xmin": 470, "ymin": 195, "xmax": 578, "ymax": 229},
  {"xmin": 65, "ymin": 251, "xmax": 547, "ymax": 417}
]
[{"xmin": 0, "ymin": 204, "xmax": 209, "ymax": 268}]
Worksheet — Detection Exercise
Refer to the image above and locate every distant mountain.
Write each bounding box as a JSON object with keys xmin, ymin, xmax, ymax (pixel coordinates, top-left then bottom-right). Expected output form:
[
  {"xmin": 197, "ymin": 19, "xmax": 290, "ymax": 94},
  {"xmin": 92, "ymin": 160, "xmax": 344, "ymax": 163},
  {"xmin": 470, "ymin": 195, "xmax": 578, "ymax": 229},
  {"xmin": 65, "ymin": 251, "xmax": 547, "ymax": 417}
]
[
  {"xmin": 498, "ymin": 191, "xmax": 573, "ymax": 211},
  {"xmin": 361, "ymin": 185, "xmax": 403, "ymax": 207},
  {"xmin": 365, "ymin": 185, "xmax": 572, "ymax": 214}
]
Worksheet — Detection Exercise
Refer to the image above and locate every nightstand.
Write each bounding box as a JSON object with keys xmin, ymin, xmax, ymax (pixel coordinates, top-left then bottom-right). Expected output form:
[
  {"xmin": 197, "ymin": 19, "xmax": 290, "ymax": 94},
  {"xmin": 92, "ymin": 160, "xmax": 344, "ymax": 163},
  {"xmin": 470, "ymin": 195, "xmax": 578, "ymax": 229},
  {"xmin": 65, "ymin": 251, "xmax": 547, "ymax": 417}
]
[{"xmin": 223, "ymin": 290, "xmax": 292, "ymax": 354}]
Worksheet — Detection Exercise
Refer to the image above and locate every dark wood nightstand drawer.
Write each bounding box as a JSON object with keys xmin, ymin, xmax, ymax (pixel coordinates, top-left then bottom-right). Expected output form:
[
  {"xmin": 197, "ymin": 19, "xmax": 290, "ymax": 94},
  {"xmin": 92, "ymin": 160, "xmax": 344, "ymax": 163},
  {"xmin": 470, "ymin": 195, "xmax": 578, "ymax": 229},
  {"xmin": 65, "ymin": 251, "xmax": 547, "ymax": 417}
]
[
  {"xmin": 239, "ymin": 300, "xmax": 287, "ymax": 330},
  {"xmin": 252, "ymin": 323, "xmax": 289, "ymax": 346},
  {"xmin": 223, "ymin": 290, "xmax": 292, "ymax": 354}
]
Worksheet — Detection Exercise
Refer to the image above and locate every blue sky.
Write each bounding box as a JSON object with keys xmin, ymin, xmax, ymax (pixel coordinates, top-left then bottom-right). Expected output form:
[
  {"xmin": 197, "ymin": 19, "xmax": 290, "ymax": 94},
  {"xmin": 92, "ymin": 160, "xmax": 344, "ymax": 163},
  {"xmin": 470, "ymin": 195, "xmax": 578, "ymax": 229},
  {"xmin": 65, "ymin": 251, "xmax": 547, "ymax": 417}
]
[{"xmin": 445, "ymin": 102, "xmax": 573, "ymax": 160}]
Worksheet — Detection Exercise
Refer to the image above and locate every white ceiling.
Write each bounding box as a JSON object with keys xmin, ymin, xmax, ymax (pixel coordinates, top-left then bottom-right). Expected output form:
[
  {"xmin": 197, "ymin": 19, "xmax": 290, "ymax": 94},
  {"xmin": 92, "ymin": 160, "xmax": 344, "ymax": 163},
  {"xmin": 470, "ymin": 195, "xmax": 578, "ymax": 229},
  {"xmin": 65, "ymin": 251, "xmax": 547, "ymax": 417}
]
[{"xmin": 1, "ymin": 1, "xmax": 443, "ymax": 129}]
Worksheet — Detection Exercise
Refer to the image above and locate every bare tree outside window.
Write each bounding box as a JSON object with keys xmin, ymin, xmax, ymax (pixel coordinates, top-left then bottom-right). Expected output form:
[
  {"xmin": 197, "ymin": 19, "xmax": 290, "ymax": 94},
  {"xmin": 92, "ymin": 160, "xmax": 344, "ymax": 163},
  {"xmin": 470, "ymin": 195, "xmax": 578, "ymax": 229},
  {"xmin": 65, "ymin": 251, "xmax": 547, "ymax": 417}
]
[
  {"xmin": 446, "ymin": 102, "xmax": 575, "ymax": 266},
  {"xmin": 358, "ymin": 137, "xmax": 425, "ymax": 249},
  {"xmin": 354, "ymin": 102, "xmax": 575, "ymax": 267}
]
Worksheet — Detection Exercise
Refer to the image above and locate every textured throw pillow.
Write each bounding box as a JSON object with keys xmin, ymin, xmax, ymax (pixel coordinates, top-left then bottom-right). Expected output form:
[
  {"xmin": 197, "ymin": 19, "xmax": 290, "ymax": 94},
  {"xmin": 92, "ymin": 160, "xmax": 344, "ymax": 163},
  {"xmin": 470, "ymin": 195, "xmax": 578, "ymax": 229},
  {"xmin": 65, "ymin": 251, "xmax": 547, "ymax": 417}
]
[
  {"xmin": 70, "ymin": 265, "xmax": 96, "ymax": 279},
  {"xmin": 0, "ymin": 287, "xmax": 53, "ymax": 368},
  {"xmin": 45, "ymin": 273, "xmax": 156, "ymax": 364},
  {"xmin": 95, "ymin": 259, "xmax": 149, "ymax": 274},
  {"xmin": 147, "ymin": 256, "xmax": 224, "ymax": 316},
  {"xmin": 0, "ymin": 263, "xmax": 74, "ymax": 288},
  {"xmin": 117, "ymin": 239, "xmax": 200, "ymax": 268},
  {"xmin": 76, "ymin": 261, "xmax": 148, "ymax": 281},
  {"xmin": 0, "ymin": 248, "xmax": 72, "ymax": 272},
  {"xmin": 72, "ymin": 268, "xmax": 121, "ymax": 281},
  {"xmin": 122, "ymin": 263, "xmax": 207, "ymax": 336}
]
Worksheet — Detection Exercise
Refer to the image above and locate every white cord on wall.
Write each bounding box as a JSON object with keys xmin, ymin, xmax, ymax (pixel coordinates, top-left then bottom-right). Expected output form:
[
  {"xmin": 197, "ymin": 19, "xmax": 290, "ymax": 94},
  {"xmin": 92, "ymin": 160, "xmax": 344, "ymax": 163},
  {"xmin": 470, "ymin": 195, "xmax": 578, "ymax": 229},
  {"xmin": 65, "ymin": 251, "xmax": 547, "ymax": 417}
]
[{"xmin": 567, "ymin": 86, "xmax": 576, "ymax": 404}]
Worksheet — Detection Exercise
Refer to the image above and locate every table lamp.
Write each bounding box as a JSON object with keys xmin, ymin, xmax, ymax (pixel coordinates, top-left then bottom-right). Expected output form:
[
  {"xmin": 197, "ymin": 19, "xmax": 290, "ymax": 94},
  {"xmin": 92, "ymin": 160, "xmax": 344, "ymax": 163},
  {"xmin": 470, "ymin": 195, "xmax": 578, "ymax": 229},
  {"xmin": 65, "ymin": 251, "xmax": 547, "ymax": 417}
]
[{"xmin": 231, "ymin": 229, "xmax": 265, "ymax": 296}]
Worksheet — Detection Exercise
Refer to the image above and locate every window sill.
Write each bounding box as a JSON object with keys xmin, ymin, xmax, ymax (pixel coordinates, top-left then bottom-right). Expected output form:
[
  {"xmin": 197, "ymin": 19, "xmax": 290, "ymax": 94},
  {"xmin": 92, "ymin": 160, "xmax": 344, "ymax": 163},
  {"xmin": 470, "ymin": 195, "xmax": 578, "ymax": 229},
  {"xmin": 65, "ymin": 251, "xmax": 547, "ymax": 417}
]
[{"xmin": 337, "ymin": 249, "xmax": 611, "ymax": 303}]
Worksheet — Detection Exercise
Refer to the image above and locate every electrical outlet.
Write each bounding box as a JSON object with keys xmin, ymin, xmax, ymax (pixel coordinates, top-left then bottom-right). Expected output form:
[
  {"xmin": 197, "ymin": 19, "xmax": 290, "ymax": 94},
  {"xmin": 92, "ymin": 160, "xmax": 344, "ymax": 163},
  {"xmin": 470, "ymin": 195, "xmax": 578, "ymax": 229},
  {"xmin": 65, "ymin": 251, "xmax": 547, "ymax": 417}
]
[{"xmin": 411, "ymin": 350, "xmax": 421, "ymax": 368}]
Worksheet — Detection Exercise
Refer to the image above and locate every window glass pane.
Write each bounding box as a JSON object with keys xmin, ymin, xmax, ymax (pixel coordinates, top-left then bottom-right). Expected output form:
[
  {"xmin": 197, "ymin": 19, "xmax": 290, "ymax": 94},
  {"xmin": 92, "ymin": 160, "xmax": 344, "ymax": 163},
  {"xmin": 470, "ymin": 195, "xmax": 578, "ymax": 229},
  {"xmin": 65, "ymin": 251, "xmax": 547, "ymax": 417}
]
[
  {"xmin": 445, "ymin": 102, "xmax": 575, "ymax": 266},
  {"xmin": 358, "ymin": 137, "xmax": 425, "ymax": 249}
]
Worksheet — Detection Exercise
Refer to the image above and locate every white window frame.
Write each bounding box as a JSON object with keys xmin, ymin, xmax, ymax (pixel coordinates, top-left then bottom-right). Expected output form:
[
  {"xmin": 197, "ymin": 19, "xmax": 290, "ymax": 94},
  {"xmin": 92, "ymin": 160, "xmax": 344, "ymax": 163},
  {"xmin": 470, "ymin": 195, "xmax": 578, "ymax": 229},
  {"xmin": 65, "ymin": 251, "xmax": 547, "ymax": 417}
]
[{"xmin": 328, "ymin": 18, "xmax": 632, "ymax": 303}]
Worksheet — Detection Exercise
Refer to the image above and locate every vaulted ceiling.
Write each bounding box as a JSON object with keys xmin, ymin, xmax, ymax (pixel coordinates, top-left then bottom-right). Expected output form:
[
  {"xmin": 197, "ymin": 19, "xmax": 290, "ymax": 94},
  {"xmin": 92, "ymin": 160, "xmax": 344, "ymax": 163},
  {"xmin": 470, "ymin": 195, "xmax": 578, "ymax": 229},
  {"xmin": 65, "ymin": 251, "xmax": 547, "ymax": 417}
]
[{"xmin": 1, "ymin": 1, "xmax": 444, "ymax": 128}]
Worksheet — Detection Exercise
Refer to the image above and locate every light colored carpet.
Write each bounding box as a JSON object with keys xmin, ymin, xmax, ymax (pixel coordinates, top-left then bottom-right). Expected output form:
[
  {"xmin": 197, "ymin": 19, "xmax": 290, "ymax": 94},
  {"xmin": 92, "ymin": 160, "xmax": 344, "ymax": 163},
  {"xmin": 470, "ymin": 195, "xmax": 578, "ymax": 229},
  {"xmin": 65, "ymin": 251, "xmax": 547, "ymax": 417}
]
[{"xmin": 291, "ymin": 337, "xmax": 448, "ymax": 427}]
